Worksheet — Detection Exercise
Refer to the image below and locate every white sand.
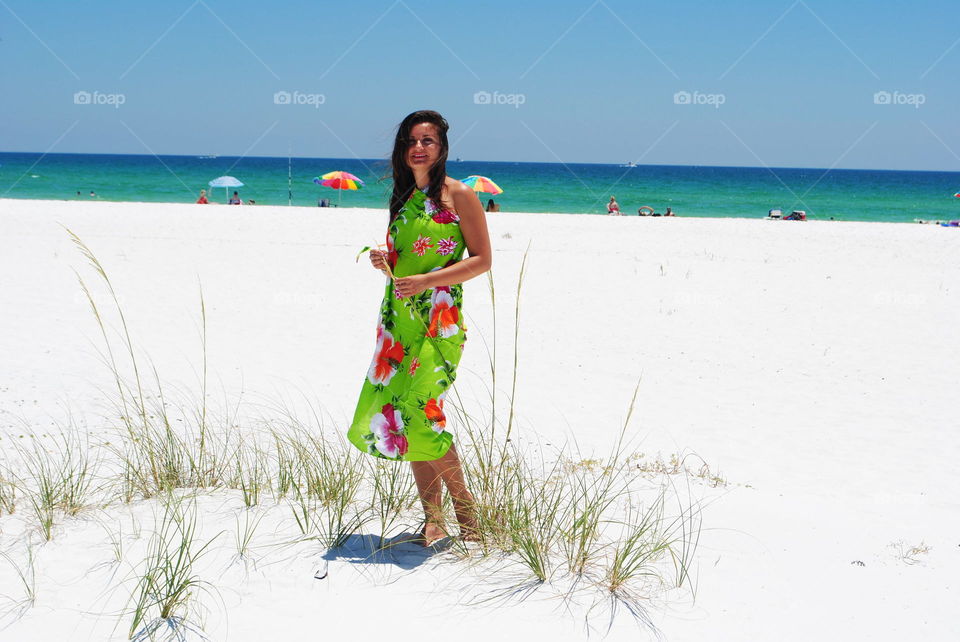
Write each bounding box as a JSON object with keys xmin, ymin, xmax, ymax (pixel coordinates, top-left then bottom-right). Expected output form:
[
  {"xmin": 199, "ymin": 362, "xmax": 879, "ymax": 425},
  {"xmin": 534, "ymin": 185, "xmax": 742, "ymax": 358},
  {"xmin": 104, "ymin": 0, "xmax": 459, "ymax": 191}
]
[{"xmin": 1, "ymin": 198, "xmax": 958, "ymax": 640}]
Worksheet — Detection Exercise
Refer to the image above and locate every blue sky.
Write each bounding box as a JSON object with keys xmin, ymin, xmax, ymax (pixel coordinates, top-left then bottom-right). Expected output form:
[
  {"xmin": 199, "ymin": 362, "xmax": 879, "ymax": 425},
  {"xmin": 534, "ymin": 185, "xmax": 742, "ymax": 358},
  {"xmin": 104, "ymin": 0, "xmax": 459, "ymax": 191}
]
[{"xmin": 1, "ymin": 0, "xmax": 957, "ymax": 170}]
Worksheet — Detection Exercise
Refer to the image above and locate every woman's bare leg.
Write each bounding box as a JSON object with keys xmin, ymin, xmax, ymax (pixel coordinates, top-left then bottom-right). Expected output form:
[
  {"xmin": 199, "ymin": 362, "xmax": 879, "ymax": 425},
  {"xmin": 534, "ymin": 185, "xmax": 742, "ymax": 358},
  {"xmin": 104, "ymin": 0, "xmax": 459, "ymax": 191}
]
[
  {"xmin": 432, "ymin": 444, "xmax": 479, "ymax": 540},
  {"xmin": 410, "ymin": 461, "xmax": 446, "ymax": 544}
]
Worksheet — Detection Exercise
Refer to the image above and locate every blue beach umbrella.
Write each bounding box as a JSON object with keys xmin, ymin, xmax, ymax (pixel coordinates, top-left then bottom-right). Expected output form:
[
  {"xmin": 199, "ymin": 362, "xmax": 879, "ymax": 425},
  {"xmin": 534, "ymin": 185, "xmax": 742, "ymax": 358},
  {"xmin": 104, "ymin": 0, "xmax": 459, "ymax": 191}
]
[{"xmin": 208, "ymin": 175, "xmax": 244, "ymax": 202}]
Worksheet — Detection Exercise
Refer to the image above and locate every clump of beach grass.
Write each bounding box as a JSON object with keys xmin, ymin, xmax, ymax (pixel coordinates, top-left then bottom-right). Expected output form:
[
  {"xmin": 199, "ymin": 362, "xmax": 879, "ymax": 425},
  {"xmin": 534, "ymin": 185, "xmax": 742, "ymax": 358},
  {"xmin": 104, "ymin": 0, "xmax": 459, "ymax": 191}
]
[
  {"xmin": 125, "ymin": 492, "xmax": 220, "ymax": 641},
  {"xmin": 230, "ymin": 436, "xmax": 266, "ymax": 509},
  {"xmin": 233, "ymin": 509, "xmax": 264, "ymax": 564},
  {"xmin": 368, "ymin": 457, "xmax": 417, "ymax": 546},
  {"xmin": 12, "ymin": 428, "xmax": 98, "ymax": 541},
  {"xmin": 69, "ymin": 228, "xmax": 232, "ymax": 501}
]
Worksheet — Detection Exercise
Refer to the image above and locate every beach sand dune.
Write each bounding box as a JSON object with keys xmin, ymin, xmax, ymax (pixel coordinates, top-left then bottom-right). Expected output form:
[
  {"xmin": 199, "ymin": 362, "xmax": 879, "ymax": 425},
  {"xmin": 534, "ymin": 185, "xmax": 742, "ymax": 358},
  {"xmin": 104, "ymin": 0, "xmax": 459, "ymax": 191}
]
[{"xmin": 0, "ymin": 198, "xmax": 957, "ymax": 640}]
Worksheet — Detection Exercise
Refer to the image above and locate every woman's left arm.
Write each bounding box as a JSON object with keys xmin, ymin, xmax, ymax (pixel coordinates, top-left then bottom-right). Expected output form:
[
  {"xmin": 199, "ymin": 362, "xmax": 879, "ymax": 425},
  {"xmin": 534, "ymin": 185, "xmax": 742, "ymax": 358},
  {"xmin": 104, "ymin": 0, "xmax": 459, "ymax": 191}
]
[{"xmin": 428, "ymin": 183, "xmax": 492, "ymax": 287}]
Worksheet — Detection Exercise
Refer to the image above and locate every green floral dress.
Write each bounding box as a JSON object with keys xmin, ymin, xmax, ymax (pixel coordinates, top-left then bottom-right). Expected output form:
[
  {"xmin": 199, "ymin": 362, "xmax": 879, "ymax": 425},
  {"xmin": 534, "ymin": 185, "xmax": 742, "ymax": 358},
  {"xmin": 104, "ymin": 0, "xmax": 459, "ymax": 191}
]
[{"xmin": 347, "ymin": 187, "xmax": 467, "ymax": 461}]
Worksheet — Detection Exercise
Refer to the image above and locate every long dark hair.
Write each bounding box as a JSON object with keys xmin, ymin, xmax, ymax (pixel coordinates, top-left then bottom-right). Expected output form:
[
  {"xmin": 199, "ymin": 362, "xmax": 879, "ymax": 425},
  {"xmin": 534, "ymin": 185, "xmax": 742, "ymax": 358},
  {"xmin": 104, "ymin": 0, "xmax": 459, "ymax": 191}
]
[{"xmin": 389, "ymin": 110, "xmax": 449, "ymax": 220}]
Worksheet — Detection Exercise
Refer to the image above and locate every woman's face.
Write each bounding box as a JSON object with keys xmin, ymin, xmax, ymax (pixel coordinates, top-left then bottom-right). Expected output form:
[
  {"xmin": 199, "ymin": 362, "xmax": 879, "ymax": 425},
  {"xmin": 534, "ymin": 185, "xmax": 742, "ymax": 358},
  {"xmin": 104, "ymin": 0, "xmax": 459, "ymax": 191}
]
[{"xmin": 405, "ymin": 122, "xmax": 442, "ymax": 172}]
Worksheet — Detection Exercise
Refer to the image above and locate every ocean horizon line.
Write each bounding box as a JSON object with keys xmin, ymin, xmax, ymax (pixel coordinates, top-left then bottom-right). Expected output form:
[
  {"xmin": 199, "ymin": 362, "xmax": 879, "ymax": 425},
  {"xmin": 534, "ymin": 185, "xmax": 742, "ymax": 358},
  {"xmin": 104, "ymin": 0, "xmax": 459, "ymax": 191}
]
[{"xmin": 2, "ymin": 150, "xmax": 958, "ymax": 176}]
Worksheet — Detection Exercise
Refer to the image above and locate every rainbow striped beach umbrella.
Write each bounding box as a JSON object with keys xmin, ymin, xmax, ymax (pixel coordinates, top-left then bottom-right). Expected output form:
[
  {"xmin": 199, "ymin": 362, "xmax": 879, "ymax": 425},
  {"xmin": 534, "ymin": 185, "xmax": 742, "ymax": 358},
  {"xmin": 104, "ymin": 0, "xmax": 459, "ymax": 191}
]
[
  {"xmin": 461, "ymin": 175, "xmax": 503, "ymax": 195},
  {"xmin": 314, "ymin": 170, "xmax": 365, "ymax": 205}
]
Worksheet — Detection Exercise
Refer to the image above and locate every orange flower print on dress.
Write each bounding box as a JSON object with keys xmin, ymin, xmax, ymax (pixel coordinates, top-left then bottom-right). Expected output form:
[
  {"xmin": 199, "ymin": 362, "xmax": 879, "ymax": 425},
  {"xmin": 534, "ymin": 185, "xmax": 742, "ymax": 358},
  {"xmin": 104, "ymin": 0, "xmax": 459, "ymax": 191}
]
[
  {"xmin": 412, "ymin": 234, "xmax": 434, "ymax": 256},
  {"xmin": 367, "ymin": 326, "xmax": 405, "ymax": 385},
  {"xmin": 425, "ymin": 288, "xmax": 460, "ymax": 338},
  {"xmin": 424, "ymin": 396, "xmax": 446, "ymax": 433}
]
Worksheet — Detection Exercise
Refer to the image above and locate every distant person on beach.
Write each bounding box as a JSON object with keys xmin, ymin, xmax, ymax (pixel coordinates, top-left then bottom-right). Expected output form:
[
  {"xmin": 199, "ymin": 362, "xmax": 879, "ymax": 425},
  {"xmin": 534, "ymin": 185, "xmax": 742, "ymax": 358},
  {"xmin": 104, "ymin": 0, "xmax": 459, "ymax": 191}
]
[
  {"xmin": 196, "ymin": 189, "xmax": 208, "ymax": 204},
  {"xmin": 76, "ymin": 191, "xmax": 81, "ymax": 197},
  {"xmin": 486, "ymin": 198, "xmax": 500, "ymax": 212},
  {"xmin": 607, "ymin": 196, "xmax": 621, "ymax": 215},
  {"xmin": 318, "ymin": 197, "xmax": 330, "ymax": 207},
  {"xmin": 247, "ymin": 199, "xmax": 255, "ymax": 205},
  {"xmin": 665, "ymin": 207, "xmax": 674, "ymax": 216},
  {"xmin": 89, "ymin": 190, "xmax": 97, "ymax": 198},
  {"xmin": 228, "ymin": 191, "xmax": 242, "ymax": 205},
  {"xmin": 349, "ymin": 109, "xmax": 488, "ymax": 547}
]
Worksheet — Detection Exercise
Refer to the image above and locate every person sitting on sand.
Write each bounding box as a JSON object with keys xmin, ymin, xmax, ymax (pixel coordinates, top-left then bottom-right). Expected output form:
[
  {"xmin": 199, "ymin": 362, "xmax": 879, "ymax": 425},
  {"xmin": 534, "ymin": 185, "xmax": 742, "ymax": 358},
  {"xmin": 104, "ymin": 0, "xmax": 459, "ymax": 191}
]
[
  {"xmin": 486, "ymin": 198, "xmax": 500, "ymax": 212},
  {"xmin": 665, "ymin": 207, "xmax": 674, "ymax": 217},
  {"xmin": 607, "ymin": 196, "xmax": 621, "ymax": 215},
  {"xmin": 228, "ymin": 191, "xmax": 242, "ymax": 205},
  {"xmin": 196, "ymin": 189, "xmax": 209, "ymax": 204}
]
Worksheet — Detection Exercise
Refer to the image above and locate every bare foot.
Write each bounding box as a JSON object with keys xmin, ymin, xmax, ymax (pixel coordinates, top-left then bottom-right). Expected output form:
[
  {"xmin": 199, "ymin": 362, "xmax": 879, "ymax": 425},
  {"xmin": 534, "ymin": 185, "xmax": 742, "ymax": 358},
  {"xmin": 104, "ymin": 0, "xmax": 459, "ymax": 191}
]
[{"xmin": 421, "ymin": 522, "xmax": 447, "ymax": 547}]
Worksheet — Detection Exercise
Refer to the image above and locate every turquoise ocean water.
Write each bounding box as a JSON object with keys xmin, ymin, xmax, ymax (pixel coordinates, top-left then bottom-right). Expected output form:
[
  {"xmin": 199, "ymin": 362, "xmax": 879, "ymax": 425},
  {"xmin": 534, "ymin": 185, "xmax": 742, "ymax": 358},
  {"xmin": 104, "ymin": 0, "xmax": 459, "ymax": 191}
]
[{"xmin": 1, "ymin": 152, "xmax": 959, "ymax": 223}]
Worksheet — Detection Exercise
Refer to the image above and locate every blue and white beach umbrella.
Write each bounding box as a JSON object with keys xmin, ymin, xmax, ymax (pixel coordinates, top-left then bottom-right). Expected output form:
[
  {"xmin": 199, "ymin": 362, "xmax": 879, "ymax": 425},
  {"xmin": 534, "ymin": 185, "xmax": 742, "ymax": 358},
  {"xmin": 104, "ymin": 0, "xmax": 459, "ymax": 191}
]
[{"xmin": 208, "ymin": 175, "xmax": 244, "ymax": 201}]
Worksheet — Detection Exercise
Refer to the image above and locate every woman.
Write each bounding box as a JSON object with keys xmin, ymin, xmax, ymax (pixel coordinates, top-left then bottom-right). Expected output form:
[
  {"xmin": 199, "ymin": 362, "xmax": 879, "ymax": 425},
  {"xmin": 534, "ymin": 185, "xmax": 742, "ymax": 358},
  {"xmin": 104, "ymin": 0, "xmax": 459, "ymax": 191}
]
[
  {"xmin": 347, "ymin": 110, "xmax": 491, "ymax": 546},
  {"xmin": 607, "ymin": 196, "xmax": 621, "ymax": 215}
]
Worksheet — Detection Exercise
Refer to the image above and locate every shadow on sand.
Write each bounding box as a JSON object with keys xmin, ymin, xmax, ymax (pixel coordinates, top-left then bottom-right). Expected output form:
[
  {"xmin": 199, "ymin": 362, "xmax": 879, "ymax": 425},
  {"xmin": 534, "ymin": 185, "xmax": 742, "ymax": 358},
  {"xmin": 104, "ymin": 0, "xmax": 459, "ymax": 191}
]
[{"xmin": 320, "ymin": 532, "xmax": 454, "ymax": 571}]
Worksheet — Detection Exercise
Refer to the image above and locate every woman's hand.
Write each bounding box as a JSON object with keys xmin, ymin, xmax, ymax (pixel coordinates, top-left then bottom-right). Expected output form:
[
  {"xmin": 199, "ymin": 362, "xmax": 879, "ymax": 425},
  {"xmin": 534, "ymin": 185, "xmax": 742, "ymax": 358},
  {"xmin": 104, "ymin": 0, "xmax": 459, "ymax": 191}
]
[
  {"xmin": 394, "ymin": 274, "xmax": 431, "ymax": 298},
  {"xmin": 369, "ymin": 249, "xmax": 390, "ymax": 274}
]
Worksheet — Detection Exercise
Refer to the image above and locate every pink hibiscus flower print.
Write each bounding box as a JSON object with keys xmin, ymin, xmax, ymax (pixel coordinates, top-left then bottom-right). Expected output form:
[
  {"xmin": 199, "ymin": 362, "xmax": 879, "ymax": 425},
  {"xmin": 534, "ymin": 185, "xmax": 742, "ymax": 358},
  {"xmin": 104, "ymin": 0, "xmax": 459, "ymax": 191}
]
[
  {"xmin": 366, "ymin": 327, "xmax": 404, "ymax": 385},
  {"xmin": 412, "ymin": 234, "xmax": 434, "ymax": 256},
  {"xmin": 436, "ymin": 237, "xmax": 458, "ymax": 256},
  {"xmin": 370, "ymin": 402, "xmax": 408, "ymax": 458},
  {"xmin": 431, "ymin": 209, "xmax": 459, "ymax": 224},
  {"xmin": 408, "ymin": 356, "xmax": 421, "ymax": 377},
  {"xmin": 426, "ymin": 290, "xmax": 460, "ymax": 338}
]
